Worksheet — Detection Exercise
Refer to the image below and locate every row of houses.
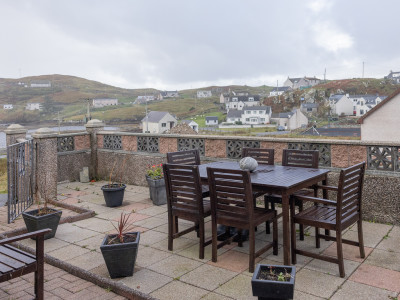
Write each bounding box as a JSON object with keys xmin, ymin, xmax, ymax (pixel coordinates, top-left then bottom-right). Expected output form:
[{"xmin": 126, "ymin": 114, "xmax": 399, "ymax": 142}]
[{"xmin": 328, "ymin": 94, "xmax": 386, "ymax": 116}]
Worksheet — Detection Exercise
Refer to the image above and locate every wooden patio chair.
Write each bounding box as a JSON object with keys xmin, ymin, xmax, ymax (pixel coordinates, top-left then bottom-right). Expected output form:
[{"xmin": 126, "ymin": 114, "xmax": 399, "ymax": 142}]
[
  {"xmin": 207, "ymin": 167, "xmax": 278, "ymax": 273},
  {"xmin": 166, "ymin": 149, "xmax": 209, "ymax": 197},
  {"xmin": 0, "ymin": 229, "xmax": 51, "ymax": 300},
  {"xmin": 264, "ymin": 149, "xmax": 319, "ymax": 238},
  {"xmin": 291, "ymin": 162, "xmax": 366, "ymax": 277},
  {"xmin": 163, "ymin": 163, "xmax": 212, "ymax": 259},
  {"xmin": 241, "ymin": 147, "xmax": 274, "ymax": 166}
]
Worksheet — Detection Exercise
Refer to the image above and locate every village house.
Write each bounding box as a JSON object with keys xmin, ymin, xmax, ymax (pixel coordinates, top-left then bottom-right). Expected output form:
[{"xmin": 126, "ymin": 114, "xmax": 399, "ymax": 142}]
[
  {"xmin": 180, "ymin": 120, "xmax": 199, "ymax": 132},
  {"xmin": 135, "ymin": 95, "xmax": 155, "ymax": 104},
  {"xmin": 219, "ymin": 93, "xmax": 229, "ymax": 104},
  {"xmin": 270, "ymin": 109, "xmax": 308, "ymax": 130},
  {"xmin": 358, "ymin": 88, "xmax": 400, "ymax": 142},
  {"xmin": 348, "ymin": 94, "xmax": 387, "ymax": 116},
  {"xmin": 30, "ymin": 80, "xmax": 51, "ymax": 88},
  {"xmin": 283, "ymin": 76, "xmax": 321, "ymax": 90},
  {"xmin": 269, "ymin": 86, "xmax": 291, "ymax": 97},
  {"xmin": 226, "ymin": 106, "xmax": 272, "ymax": 125},
  {"xmin": 384, "ymin": 70, "xmax": 400, "ymax": 84},
  {"xmin": 25, "ymin": 103, "xmax": 42, "ymax": 111},
  {"xmin": 157, "ymin": 91, "xmax": 179, "ymax": 100},
  {"xmin": 197, "ymin": 90, "xmax": 212, "ymax": 98},
  {"xmin": 328, "ymin": 94, "xmax": 353, "ymax": 116},
  {"xmin": 141, "ymin": 111, "xmax": 177, "ymax": 133},
  {"xmin": 225, "ymin": 95, "xmax": 260, "ymax": 111},
  {"xmin": 92, "ymin": 98, "xmax": 118, "ymax": 108},
  {"xmin": 3, "ymin": 104, "xmax": 13, "ymax": 110},
  {"xmin": 300, "ymin": 103, "xmax": 319, "ymax": 114},
  {"xmin": 205, "ymin": 116, "xmax": 219, "ymax": 126}
]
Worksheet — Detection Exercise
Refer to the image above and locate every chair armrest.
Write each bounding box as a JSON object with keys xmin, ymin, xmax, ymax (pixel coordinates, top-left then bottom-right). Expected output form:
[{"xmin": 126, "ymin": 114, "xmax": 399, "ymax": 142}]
[
  {"xmin": 0, "ymin": 229, "xmax": 52, "ymax": 246},
  {"xmin": 294, "ymin": 195, "xmax": 336, "ymax": 206},
  {"xmin": 315, "ymin": 185, "xmax": 338, "ymax": 191}
]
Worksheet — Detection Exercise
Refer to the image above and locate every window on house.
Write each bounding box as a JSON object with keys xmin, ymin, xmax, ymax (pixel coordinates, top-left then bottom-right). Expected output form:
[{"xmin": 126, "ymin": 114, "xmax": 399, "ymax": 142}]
[
  {"xmin": 245, "ymin": 118, "xmax": 250, "ymax": 121},
  {"xmin": 259, "ymin": 111, "xmax": 263, "ymax": 114},
  {"xmin": 246, "ymin": 111, "xmax": 250, "ymax": 114},
  {"xmin": 307, "ymin": 108, "xmax": 312, "ymax": 112},
  {"xmin": 261, "ymin": 118, "xmax": 265, "ymax": 122},
  {"xmin": 360, "ymin": 110, "xmax": 364, "ymax": 115},
  {"xmin": 161, "ymin": 123, "xmax": 166, "ymax": 127}
]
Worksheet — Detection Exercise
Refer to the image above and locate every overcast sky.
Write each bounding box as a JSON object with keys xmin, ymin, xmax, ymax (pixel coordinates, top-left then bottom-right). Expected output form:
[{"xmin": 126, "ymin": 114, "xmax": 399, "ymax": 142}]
[{"xmin": 1, "ymin": 0, "xmax": 399, "ymax": 90}]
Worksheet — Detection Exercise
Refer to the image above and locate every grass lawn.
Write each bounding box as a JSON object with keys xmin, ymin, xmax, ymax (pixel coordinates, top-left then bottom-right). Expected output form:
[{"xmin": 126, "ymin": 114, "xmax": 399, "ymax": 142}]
[{"xmin": 0, "ymin": 158, "xmax": 7, "ymax": 194}]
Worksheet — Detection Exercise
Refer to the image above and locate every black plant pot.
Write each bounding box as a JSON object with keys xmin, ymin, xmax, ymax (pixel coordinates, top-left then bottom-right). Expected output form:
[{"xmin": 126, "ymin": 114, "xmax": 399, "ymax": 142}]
[
  {"xmin": 100, "ymin": 232, "xmax": 140, "ymax": 279},
  {"xmin": 146, "ymin": 176, "xmax": 167, "ymax": 206},
  {"xmin": 22, "ymin": 208, "xmax": 62, "ymax": 240},
  {"xmin": 251, "ymin": 264, "xmax": 296, "ymax": 300},
  {"xmin": 101, "ymin": 184, "xmax": 126, "ymax": 207}
]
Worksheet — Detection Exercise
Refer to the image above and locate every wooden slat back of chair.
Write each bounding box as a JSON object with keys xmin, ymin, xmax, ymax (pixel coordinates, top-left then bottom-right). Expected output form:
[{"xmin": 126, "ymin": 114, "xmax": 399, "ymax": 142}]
[
  {"xmin": 336, "ymin": 162, "xmax": 365, "ymax": 225},
  {"xmin": 242, "ymin": 148, "xmax": 274, "ymax": 165},
  {"xmin": 207, "ymin": 168, "xmax": 254, "ymax": 221},
  {"xmin": 163, "ymin": 164, "xmax": 204, "ymax": 214},
  {"xmin": 282, "ymin": 149, "xmax": 319, "ymax": 168},
  {"xmin": 167, "ymin": 150, "xmax": 200, "ymax": 165}
]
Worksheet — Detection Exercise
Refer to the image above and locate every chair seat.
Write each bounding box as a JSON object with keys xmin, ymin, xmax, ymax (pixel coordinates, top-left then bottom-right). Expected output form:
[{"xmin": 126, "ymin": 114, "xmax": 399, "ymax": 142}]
[
  {"xmin": 0, "ymin": 245, "xmax": 37, "ymax": 282},
  {"xmin": 293, "ymin": 204, "xmax": 337, "ymax": 230},
  {"xmin": 202, "ymin": 185, "xmax": 210, "ymax": 198},
  {"xmin": 173, "ymin": 200, "xmax": 211, "ymax": 219}
]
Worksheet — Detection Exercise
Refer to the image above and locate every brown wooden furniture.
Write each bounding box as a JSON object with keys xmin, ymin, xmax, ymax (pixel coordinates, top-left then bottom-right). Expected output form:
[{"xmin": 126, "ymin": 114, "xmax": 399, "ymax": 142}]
[
  {"xmin": 198, "ymin": 161, "xmax": 330, "ymax": 265},
  {"xmin": 264, "ymin": 149, "xmax": 319, "ymax": 239},
  {"xmin": 0, "ymin": 229, "xmax": 51, "ymax": 300},
  {"xmin": 167, "ymin": 150, "xmax": 209, "ymax": 197},
  {"xmin": 207, "ymin": 167, "xmax": 278, "ymax": 272},
  {"xmin": 241, "ymin": 148, "xmax": 274, "ymax": 165},
  {"xmin": 291, "ymin": 162, "xmax": 366, "ymax": 277},
  {"xmin": 163, "ymin": 163, "xmax": 211, "ymax": 259}
]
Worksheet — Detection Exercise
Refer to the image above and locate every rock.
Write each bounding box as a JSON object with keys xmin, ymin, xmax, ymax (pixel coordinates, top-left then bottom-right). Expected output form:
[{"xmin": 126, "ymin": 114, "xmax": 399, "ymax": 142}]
[{"xmin": 239, "ymin": 157, "xmax": 258, "ymax": 172}]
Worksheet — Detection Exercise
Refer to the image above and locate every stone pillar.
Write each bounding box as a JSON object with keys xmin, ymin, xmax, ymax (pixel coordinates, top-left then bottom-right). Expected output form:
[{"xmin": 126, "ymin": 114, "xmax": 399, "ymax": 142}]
[
  {"xmin": 4, "ymin": 124, "xmax": 27, "ymax": 146},
  {"xmin": 85, "ymin": 119, "xmax": 105, "ymax": 180},
  {"xmin": 32, "ymin": 128, "xmax": 58, "ymax": 201}
]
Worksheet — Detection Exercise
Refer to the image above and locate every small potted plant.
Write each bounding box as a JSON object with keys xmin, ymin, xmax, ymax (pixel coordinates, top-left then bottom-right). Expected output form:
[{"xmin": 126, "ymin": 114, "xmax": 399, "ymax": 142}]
[
  {"xmin": 251, "ymin": 264, "xmax": 296, "ymax": 300},
  {"xmin": 101, "ymin": 159, "xmax": 126, "ymax": 207},
  {"xmin": 146, "ymin": 163, "xmax": 167, "ymax": 205},
  {"xmin": 100, "ymin": 212, "xmax": 140, "ymax": 279},
  {"xmin": 22, "ymin": 184, "xmax": 62, "ymax": 240}
]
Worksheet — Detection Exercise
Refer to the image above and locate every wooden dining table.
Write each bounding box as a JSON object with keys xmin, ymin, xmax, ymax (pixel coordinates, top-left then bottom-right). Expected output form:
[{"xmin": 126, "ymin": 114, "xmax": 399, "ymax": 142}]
[{"xmin": 198, "ymin": 160, "xmax": 330, "ymax": 265}]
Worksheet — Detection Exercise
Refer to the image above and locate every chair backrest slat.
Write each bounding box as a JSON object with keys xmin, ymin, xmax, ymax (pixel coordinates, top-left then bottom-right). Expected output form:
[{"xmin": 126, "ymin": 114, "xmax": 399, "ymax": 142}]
[
  {"xmin": 167, "ymin": 150, "xmax": 200, "ymax": 165},
  {"xmin": 207, "ymin": 167, "xmax": 254, "ymax": 221},
  {"xmin": 336, "ymin": 162, "xmax": 365, "ymax": 224},
  {"xmin": 242, "ymin": 148, "xmax": 274, "ymax": 165},
  {"xmin": 282, "ymin": 149, "xmax": 319, "ymax": 168},
  {"xmin": 163, "ymin": 164, "xmax": 204, "ymax": 213}
]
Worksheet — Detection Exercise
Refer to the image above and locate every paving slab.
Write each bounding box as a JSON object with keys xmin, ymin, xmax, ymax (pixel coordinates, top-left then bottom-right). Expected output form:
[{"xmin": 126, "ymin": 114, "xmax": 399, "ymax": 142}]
[
  {"xmin": 201, "ymin": 292, "xmax": 234, "ymax": 300},
  {"xmin": 140, "ymin": 229, "xmax": 168, "ymax": 246},
  {"xmin": 150, "ymin": 280, "xmax": 209, "ymax": 300},
  {"xmin": 148, "ymin": 254, "xmax": 203, "ymax": 278},
  {"xmin": 119, "ymin": 268, "xmax": 172, "ymax": 294},
  {"xmin": 376, "ymin": 226, "xmax": 400, "ymax": 253},
  {"xmin": 55, "ymin": 223, "xmax": 99, "ymax": 243},
  {"xmin": 304, "ymin": 258, "xmax": 360, "ymax": 278},
  {"xmin": 214, "ymin": 274, "xmax": 257, "ymax": 300},
  {"xmin": 365, "ymin": 248, "xmax": 400, "ymax": 272},
  {"xmin": 208, "ymin": 250, "xmax": 260, "ymax": 273},
  {"xmin": 135, "ymin": 246, "xmax": 172, "ymax": 268},
  {"xmin": 48, "ymin": 244, "xmax": 91, "ymax": 261},
  {"xmin": 322, "ymin": 242, "xmax": 373, "ymax": 262},
  {"xmin": 331, "ymin": 280, "xmax": 398, "ymax": 300},
  {"xmin": 75, "ymin": 233, "xmax": 106, "ymax": 252},
  {"xmin": 67, "ymin": 251, "xmax": 105, "ymax": 271},
  {"xmin": 134, "ymin": 216, "xmax": 168, "ymax": 229}
]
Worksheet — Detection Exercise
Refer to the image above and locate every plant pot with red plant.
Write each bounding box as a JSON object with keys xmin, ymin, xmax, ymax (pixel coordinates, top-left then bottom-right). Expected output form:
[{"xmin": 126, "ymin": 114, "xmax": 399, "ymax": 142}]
[
  {"xmin": 22, "ymin": 185, "xmax": 62, "ymax": 240},
  {"xmin": 100, "ymin": 212, "xmax": 140, "ymax": 279},
  {"xmin": 101, "ymin": 158, "xmax": 127, "ymax": 207},
  {"xmin": 146, "ymin": 164, "xmax": 167, "ymax": 206},
  {"xmin": 251, "ymin": 264, "xmax": 296, "ymax": 300}
]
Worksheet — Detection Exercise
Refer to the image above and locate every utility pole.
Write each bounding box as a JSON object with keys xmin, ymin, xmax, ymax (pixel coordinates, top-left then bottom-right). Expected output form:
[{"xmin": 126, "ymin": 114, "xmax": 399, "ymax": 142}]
[
  {"xmin": 362, "ymin": 62, "xmax": 365, "ymax": 78},
  {"xmin": 324, "ymin": 68, "xmax": 326, "ymax": 82}
]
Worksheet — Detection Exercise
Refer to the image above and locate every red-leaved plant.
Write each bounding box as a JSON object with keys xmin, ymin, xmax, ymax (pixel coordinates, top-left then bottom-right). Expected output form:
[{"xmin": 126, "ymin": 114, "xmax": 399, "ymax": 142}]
[{"xmin": 108, "ymin": 212, "xmax": 136, "ymax": 244}]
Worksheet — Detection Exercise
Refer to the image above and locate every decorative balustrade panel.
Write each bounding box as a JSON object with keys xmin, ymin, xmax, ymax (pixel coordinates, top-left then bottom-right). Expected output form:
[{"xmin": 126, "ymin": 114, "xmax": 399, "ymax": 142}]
[
  {"xmin": 177, "ymin": 138, "xmax": 205, "ymax": 155},
  {"xmin": 226, "ymin": 140, "xmax": 260, "ymax": 159},
  {"xmin": 288, "ymin": 143, "xmax": 331, "ymax": 167},
  {"xmin": 57, "ymin": 136, "xmax": 74, "ymax": 152},
  {"xmin": 103, "ymin": 135, "xmax": 122, "ymax": 150},
  {"xmin": 137, "ymin": 136, "xmax": 159, "ymax": 153},
  {"xmin": 367, "ymin": 146, "xmax": 399, "ymax": 171}
]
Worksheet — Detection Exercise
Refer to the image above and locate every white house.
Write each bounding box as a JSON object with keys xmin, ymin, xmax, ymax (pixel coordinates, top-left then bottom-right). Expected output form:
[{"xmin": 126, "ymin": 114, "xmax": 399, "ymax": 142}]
[
  {"xmin": 283, "ymin": 76, "xmax": 321, "ymax": 90},
  {"xmin": 197, "ymin": 90, "xmax": 212, "ymax": 98},
  {"xmin": 358, "ymin": 89, "xmax": 400, "ymax": 142},
  {"xmin": 30, "ymin": 81, "xmax": 51, "ymax": 88},
  {"xmin": 220, "ymin": 93, "xmax": 229, "ymax": 104},
  {"xmin": 135, "ymin": 95, "xmax": 155, "ymax": 104},
  {"xmin": 384, "ymin": 71, "xmax": 400, "ymax": 84},
  {"xmin": 270, "ymin": 109, "xmax": 308, "ymax": 130},
  {"xmin": 348, "ymin": 94, "xmax": 386, "ymax": 117},
  {"xmin": 158, "ymin": 91, "xmax": 179, "ymax": 100},
  {"xmin": 141, "ymin": 111, "xmax": 177, "ymax": 133},
  {"xmin": 26, "ymin": 103, "xmax": 42, "ymax": 111},
  {"xmin": 300, "ymin": 103, "xmax": 319, "ymax": 114},
  {"xmin": 181, "ymin": 120, "xmax": 199, "ymax": 132},
  {"xmin": 269, "ymin": 86, "xmax": 291, "ymax": 97},
  {"xmin": 205, "ymin": 116, "xmax": 219, "ymax": 126},
  {"xmin": 227, "ymin": 106, "xmax": 272, "ymax": 125},
  {"xmin": 225, "ymin": 95, "xmax": 260, "ymax": 111},
  {"xmin": 3, "ymin": 104, "xmax": 13, "ymax": 110},
  {"xmin": 328, "ymin": 94, "xmax": 353, "ymax": 116},
  {"xmin": 92, "ymin": 98, "xmax": 118, "ymax": 108}
]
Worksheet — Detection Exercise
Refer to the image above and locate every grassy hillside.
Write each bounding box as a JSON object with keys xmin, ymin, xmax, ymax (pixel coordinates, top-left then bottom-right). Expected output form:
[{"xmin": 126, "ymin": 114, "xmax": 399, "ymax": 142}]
[{"xmin": 0, "ymin": 158, "xmax": 6, "ymax": 193}]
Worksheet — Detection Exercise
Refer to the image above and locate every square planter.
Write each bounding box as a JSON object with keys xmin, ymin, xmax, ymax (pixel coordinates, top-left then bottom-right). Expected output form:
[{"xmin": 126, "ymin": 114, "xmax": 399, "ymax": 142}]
[
  {"xmin": 101, "ymin": 184, "xmax": 126, "ymax": 207},
  {"xmin": 251, "ymin": 264, "xmax": 296, "ymax": 300},
  {"xmin": 22, "ymin": 208, "xmax": 62, "ymax": 240},
  {"xmin": 100, "ymin": 232, "xmax": 140, "ymax": 279},
  {"xmin": 146, "ymin": 176, "xmax": 167, "ymax": 205}
]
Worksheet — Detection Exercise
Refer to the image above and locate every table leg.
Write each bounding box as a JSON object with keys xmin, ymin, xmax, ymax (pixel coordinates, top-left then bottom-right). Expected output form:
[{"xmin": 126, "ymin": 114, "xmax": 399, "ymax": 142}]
[
  {"xmin": 322, "ymin": 176, "xmax": 330, "ymax": 239},
  {"xmin": 281, "ymin": 191, "xmax": 290, "ymax": 265}
]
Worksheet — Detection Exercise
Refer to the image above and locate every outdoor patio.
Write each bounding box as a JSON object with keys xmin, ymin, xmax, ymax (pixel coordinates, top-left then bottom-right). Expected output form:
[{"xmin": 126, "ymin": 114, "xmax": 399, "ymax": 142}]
[{"xmin": 1, "ymin": 181, "xmax": 400, "ymax": 300}]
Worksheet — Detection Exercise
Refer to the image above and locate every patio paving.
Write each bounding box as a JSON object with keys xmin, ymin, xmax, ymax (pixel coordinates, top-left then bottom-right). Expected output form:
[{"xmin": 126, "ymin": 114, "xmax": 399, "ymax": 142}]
[{"xmin": 1, "ymin": 181, "xmax": 399, "ymax": 299}]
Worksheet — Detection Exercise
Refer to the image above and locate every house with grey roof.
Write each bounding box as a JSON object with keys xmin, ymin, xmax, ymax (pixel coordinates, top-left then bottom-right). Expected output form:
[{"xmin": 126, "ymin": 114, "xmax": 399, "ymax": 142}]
[
  {"xmin": 270, "ymin": 108, "xmax": 308, "ymax": 130},
  {"xmin": 269, "ymin": 86, "xmax": 291, "ymax": 97},
  {"xmin": 384, "ymin": 71, "xmax": 400, "ymax": 84},
  {"xmin": 141, "ymin": 111, "xmax": 177, "ymax": 133},
  {"xmin": 300, "ymin": 103, "xmax": 319, "ymax": 114},
  {"xmin": 348, "ymin": 94, "xmax": 387, "ymax": 116},
  {"xmin": 205, "ymin": 116, "xmax": 219, "ymax": 126},
  {"xmin": 283, "ymin": 76, "xmax": 320, "ymax": 89},
  {"xmin": 181, "ymin": 120, "xmax": 199, "ymax": 132},
  {"xmin": 225, "ymin": 95, "xmax": 260, "ymax": 111},
  {"xmin": 157, "ymin": 91, "xmax": 179, "ymax": 100},
  {"xmin": 328, "ymin": 94, "xmax": 353, "ymax": 116},
  {"xmin": 227, "ymin": 106, "xmax": 272, "ymax": 125}
]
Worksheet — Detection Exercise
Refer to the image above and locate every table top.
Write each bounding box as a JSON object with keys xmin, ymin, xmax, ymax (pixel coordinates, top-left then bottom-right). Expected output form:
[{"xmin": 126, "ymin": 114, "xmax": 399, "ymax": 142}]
[{"xmin": 198, "ymin": 161, "xmax": 330, "ymax": 190}]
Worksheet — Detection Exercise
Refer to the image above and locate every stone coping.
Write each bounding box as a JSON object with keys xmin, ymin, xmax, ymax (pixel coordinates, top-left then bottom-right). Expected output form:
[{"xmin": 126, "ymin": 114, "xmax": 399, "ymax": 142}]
[{"xmin": 57, "ymin": 149, "xmax": 91, "ymax": 156}]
